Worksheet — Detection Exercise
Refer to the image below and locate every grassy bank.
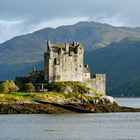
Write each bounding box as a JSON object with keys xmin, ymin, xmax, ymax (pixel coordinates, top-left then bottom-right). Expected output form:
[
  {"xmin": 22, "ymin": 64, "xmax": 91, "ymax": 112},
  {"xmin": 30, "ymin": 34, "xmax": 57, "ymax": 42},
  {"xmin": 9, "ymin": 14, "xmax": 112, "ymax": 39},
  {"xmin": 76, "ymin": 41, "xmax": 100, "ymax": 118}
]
[
  {"xmin": 1, "ymin": 82, "xmax": 139, "ymax": 114},
  {"xmin": 0, "ymin": 92, "xmax": 140, "ymax": 114},
  {"xmin": 0, "ymin": 91, "xmax": 99, "ymax": 104},
  {"xmin": 0, "ymin": 82, "xmax": 100, "ymax": 104}
]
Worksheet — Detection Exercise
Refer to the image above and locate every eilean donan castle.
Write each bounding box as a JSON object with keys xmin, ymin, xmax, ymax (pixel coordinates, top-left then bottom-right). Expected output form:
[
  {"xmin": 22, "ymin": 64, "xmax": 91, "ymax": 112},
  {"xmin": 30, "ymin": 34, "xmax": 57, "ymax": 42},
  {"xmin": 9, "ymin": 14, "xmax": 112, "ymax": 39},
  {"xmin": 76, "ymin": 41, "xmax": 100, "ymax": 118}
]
[{"xmin": 44, "ymin": 41, "xmax": 106, "ymax": 95}]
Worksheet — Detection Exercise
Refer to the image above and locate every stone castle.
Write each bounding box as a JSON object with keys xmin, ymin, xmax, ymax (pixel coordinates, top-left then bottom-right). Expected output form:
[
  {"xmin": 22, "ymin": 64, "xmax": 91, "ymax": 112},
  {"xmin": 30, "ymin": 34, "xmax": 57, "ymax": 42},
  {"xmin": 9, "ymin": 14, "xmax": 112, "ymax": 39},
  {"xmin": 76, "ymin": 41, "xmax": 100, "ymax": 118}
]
[{"xmin": 44, "ymin": 41, "xmax": 106, "ymax": 95}]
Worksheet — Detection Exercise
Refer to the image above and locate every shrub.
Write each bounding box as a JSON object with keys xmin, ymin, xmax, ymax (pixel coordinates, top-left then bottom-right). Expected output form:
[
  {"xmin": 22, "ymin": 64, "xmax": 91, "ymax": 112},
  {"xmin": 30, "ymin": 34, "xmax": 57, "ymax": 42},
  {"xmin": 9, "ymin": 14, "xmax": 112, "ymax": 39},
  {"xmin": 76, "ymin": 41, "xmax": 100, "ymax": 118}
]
[
  {"xmin": 25, "ymin": 83, "xmax": 35, "ymax": 93},
  {"xmin": 46, "ymin": 82, "xmax": 66, "ymax": 93},
  {"xmin": 1, "ymin": 80, "xmax": 19, "ymax": 93},
  {"xmin": 46, "ymin": 82, "xmax": 90, "ymax": 94},
  {"xmin": 9, "ymin": 81, "xmax": 19, "ymax": 92}
]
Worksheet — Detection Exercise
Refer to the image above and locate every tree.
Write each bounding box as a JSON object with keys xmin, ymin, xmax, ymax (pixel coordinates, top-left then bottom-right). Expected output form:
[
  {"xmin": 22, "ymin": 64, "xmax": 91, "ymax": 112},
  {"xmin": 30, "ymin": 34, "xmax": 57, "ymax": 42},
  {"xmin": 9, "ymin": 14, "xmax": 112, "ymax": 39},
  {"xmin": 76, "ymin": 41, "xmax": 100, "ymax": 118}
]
[
  {"xmin": 1, "ymin": 80, "xmax": 19, "ymax": 93},
  {"xmin": 2, "ymin": 80, "xmax": 9, "ymax": 93},
  {"xmin": 25, "ymin": 83, "xmax": 35, "ymax": 93},
  {"xmin": 9, "ymin": 81, "xmax": 19, "ymax": 92}
]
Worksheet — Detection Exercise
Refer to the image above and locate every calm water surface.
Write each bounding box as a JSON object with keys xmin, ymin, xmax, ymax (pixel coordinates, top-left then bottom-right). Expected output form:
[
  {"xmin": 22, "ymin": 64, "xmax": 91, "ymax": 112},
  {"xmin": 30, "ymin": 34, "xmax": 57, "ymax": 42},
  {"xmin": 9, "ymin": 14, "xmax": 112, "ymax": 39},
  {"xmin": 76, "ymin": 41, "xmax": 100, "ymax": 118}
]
[
  {"xmin": 0, "ymin": 98, "xmax": 140, "ymax": 140},
  {"xmin": 115, "ymin": 98, "xmax": 140, "ymax": 108}
]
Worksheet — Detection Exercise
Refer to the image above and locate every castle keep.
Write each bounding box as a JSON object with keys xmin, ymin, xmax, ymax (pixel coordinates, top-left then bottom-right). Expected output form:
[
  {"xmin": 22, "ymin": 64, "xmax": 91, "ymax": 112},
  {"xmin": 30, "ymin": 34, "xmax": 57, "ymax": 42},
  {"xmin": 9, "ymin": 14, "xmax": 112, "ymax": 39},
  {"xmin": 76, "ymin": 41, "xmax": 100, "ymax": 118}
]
[{"xmin": 44, "ymin": 41, "xmax": 106, "ymax": 95}]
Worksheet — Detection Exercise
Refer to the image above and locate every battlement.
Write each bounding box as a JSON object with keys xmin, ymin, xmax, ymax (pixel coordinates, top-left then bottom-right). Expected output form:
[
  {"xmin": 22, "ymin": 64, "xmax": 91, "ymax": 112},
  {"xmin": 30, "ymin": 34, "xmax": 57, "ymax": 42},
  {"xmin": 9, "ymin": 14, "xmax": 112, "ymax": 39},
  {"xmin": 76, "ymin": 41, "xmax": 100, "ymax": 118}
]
[
  {"xmin": 47, "ymin": 41, "xmax": 83, "ymax": 55},
  {"xmin": 93, "ymin": 74, "xmax": 106, "ymax": 79}
]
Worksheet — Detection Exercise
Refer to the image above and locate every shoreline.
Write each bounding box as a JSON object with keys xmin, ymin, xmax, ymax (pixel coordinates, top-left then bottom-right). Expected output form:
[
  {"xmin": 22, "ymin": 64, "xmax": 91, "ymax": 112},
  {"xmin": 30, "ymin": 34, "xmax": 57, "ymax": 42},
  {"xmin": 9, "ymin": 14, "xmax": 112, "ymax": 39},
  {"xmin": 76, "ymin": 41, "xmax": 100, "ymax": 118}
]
[{"xmin": 0, "ymin": 102, "xmax": 140, "ymax": 114}]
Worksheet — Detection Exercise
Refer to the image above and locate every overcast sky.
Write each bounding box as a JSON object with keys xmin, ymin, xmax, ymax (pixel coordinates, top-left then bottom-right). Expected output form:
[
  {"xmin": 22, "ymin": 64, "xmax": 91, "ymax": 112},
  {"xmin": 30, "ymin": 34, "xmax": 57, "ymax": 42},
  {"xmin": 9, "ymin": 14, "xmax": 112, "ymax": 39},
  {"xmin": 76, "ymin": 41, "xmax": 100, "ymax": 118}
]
[{"xmin": 0, "ymin": 0, "xmax": 140, "ymax": 43}]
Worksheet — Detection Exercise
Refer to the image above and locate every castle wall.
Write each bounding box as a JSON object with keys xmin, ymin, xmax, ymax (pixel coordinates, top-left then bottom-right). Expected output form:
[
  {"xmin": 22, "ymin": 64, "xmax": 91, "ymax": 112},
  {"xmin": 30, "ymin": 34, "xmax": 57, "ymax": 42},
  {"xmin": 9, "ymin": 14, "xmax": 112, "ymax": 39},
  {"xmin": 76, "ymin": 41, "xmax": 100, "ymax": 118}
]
[
  {"xmin": 44, "ymin": 52, "xmax": 54, "ymax": 82},
  {"xmin": 44, "ymin": 42, "xmax": 84, "ymax": 83},
  {"xmin": 44, "ymin": 53, "xmax": 48, "ymax": 81},
  {"xmin": 83, "ymin": 73, "xmax": 90, "ymax": 79},
  {"xmin": 83, "ymin": 74, "xmax": 106, "ymax": 95},
  {"xmin": 54, "ymin": 52, "xmax": 83, "ymax": 82}
]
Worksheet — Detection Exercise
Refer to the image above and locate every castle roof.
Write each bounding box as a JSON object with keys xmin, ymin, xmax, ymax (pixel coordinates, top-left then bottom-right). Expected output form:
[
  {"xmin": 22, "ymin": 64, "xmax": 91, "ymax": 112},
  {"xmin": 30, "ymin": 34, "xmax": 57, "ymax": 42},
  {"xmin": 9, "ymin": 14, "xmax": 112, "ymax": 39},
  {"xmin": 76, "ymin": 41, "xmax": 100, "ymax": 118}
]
[
  {"xmin": 83, "ymin": 66, "xmax": 90, "ymax": 73},
  {"xmin": 47, "ymin": 41, "xmax": 83, "ymax": 53}
]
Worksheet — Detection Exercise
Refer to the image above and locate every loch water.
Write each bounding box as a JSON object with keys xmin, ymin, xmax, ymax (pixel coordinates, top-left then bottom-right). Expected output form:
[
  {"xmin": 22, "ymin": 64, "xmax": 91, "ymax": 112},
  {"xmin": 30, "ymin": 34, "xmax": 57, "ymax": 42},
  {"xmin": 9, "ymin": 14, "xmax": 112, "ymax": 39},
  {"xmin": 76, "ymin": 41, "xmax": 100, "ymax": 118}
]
[{"xmin": 0, "ymin": 98, "xmax": 140, "ymax": 140}]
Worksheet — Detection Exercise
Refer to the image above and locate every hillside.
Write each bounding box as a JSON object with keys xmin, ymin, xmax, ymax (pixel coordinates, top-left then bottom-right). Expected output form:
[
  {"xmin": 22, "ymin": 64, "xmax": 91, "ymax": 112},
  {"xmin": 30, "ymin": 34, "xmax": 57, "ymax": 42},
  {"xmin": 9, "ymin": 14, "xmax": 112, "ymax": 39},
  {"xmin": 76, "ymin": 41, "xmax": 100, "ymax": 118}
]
[
  {"xmin": 1, "ymin": 21, "xmax": 140, "ymax": 96},
  {"xmin": 1, "ymin": 21, "xmax": 140, "ymax": 64},
  {"xmin": 85, "ymin": 36, "xmax": 140, "ymax": 96}
]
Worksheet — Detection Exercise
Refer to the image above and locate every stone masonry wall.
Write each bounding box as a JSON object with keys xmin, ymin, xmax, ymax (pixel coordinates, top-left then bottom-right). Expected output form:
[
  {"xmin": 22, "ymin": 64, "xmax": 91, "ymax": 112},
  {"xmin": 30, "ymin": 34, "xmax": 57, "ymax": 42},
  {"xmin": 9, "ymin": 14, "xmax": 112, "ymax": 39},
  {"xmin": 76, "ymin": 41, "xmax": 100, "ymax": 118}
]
[
  {"xmin": 83, "ymin": 74, "xmax": 106, "ymax": 96},
  {"xmin": 44, "ymin": 42, "xmax": 84, "ymax": 83}
]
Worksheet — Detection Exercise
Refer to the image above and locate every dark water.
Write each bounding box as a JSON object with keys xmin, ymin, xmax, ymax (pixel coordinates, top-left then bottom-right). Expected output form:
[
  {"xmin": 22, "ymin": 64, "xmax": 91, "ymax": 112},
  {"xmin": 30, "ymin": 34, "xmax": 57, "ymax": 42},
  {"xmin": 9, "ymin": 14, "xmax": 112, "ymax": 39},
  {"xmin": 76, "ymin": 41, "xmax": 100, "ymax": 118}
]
[{"xmin": 0, "ymin": 98, "xmax": 140, "ymax": 140}]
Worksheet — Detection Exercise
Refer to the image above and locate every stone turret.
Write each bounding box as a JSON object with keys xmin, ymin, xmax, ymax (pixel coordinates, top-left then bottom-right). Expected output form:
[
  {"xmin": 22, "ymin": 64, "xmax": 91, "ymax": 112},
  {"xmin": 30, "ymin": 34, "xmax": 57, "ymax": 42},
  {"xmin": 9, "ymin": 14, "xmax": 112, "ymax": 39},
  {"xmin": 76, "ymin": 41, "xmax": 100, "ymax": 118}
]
[{"xmin": 65, "ymin": 43, "xmax": 69, "ymax": 53}]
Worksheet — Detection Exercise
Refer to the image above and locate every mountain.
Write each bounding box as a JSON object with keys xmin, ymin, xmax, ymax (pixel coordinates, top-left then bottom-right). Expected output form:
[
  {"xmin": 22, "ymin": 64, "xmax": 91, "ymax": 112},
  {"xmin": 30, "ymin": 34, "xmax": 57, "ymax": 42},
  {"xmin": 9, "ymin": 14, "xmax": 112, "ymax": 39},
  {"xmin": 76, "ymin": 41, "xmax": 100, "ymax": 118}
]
[
  {"xmin": 1, "ymin": 21, "xmax": 140, "ymax": 96},
  {"xmin": 1, "ymin": 21, "xmax": 140, "ymax": 64}
]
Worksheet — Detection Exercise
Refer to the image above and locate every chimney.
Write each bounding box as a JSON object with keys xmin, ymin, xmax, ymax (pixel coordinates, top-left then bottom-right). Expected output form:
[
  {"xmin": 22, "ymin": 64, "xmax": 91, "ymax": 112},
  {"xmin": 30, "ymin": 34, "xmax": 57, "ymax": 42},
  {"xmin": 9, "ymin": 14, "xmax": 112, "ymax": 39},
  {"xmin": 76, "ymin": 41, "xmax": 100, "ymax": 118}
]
[
  {"xmin": 65, "ymin": 43, "xmax": 69, "ymax": 53},
  {"xmin": 86, "ymin": 65, "xmax": 89, "ymax": 69},
  {"xmin": 47, "ymin": 41, "xmax": 51, "ymax": 51},
  {"xmin": 73, "ymin": 42, "xmax": 77, "ymax": 46}
]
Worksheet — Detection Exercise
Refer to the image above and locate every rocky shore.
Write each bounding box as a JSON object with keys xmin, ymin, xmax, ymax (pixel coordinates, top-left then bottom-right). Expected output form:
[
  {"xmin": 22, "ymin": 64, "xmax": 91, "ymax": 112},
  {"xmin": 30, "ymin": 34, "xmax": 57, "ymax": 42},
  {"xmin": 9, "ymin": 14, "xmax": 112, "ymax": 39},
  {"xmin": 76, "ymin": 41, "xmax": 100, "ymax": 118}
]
[
  {"xmin": 0, "ymin": 82, "xmax": 140, "ymax": 114},
  {"xmin": 0, "ymin": 102, "xmax": 140, "ymax": 114}
]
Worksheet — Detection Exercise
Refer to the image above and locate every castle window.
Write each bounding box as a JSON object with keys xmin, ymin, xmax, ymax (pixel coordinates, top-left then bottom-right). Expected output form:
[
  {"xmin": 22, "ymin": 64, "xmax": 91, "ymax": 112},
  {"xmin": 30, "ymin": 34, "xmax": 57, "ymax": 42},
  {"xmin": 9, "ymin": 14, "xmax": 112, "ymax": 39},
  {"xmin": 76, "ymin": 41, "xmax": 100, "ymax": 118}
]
[{"xmin": 55, "ymin": 58, "xmax": 59, "ymax": 65}]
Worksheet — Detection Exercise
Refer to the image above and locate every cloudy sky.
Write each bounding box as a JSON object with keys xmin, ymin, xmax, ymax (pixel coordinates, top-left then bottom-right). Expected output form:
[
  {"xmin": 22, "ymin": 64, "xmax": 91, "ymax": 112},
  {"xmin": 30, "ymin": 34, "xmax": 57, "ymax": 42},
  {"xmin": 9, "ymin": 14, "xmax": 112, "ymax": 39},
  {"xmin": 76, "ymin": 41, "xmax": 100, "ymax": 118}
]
[{"xmin": 0, "ymin": 0, "xmax": 140, "ymax": 43}]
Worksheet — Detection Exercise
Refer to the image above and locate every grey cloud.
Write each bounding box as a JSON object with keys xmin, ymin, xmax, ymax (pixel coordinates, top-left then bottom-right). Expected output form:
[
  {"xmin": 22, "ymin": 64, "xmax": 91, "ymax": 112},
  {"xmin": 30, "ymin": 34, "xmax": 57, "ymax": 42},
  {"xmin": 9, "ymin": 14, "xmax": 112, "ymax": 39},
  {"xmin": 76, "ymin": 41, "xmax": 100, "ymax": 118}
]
[
  {"xmin": 0, "ymin": 0, "xmax": 139, "ymax": 26},
  {"xmin": 0, "ymin": 0, "xmax": 140, "ymax": 43}
]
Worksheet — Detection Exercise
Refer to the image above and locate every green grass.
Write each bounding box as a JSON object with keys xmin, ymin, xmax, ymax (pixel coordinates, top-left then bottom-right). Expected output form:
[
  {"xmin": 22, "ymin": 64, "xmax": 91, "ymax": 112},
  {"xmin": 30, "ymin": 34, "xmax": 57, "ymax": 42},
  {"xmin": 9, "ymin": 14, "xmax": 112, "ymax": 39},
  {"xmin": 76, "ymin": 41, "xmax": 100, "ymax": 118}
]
[
  {"xmin": 0, "ymin": 82, "xmax": 101, "ymax": 104},
  {"xmin": 11, "ymin": 92, "xmax": 35, "ymax": 98},
  {"xmin": 46, "ymin": 81, "xmax": 91, "ymax": 94},
  {"xmin": 0, "ymin": 92, "xmax": 33, "ymax": 103},
  {"xmin": 0, "ymin": 91, "xmax": 100, "ymax": 104}
]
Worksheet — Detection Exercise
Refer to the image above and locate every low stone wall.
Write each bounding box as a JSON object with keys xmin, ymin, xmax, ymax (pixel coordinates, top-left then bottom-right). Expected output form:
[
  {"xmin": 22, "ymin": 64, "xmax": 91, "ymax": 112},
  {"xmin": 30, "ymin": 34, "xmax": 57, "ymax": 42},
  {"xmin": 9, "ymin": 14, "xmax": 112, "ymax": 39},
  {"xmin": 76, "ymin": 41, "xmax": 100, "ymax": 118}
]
[{"xmin": 83, "ymin": 74, "xmax": 106, "ymax": 96}]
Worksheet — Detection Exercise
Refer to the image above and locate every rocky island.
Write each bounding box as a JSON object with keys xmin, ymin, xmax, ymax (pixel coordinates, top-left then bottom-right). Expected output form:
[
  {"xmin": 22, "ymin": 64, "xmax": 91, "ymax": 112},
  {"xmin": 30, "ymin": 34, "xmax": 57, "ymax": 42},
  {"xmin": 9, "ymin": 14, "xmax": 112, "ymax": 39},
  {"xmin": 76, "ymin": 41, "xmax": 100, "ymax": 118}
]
[
  {"xmin": 0, "ymin": 81, "xmax": 140, "ymax": 114},
  {"xmin": 0, "ymin": 41, "xmax": 139, "ymax": 114}
]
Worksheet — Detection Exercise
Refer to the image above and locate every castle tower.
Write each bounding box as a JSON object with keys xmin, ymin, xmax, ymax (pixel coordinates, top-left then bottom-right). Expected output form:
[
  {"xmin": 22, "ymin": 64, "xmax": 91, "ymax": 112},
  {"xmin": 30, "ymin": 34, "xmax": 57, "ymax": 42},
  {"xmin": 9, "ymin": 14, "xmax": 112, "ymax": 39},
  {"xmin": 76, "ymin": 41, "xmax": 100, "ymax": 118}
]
[{"xmin": 44, "ymin": 41, "xmax": 84, "ymax": 83}]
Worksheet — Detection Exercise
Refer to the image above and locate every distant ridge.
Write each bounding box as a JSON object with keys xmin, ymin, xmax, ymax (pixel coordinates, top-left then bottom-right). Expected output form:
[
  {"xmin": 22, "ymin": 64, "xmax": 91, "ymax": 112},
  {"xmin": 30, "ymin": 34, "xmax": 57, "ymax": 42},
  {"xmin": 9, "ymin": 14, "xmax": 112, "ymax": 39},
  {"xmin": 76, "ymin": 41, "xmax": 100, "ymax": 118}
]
[{"xmin": 1, "ymin": 21, "xmax": 140, "ymax": 96}]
